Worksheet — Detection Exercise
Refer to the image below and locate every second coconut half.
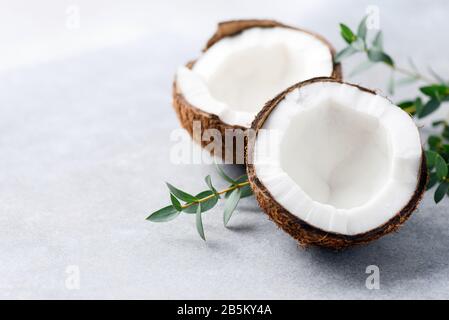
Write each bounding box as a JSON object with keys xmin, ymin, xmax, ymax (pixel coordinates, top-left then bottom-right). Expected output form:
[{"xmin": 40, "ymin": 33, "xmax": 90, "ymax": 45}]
[{"xmin": 173, "ymin": 19, "xmax": 341, "ymax": 163}]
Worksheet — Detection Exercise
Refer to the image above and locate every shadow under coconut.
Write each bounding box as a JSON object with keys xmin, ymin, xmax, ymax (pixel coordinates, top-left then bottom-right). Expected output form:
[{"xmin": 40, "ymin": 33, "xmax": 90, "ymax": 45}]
[
  {"xmin": 235, "ymin": 202, "xmax": 261, "ymax": 215},
  {"xmin": 302, "ymin": 199, "xmax": 449, "ymax": 288}
]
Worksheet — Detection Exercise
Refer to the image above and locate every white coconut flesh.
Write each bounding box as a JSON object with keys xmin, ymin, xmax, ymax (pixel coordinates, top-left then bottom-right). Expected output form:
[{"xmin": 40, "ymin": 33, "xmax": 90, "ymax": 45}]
[
  {"xmin": 253, "ymin": 81, "xmax": 423, "ymax": 236},
  {"xmin": 176, "ymin": 27, "xmax": 334, "ymax": 127}
]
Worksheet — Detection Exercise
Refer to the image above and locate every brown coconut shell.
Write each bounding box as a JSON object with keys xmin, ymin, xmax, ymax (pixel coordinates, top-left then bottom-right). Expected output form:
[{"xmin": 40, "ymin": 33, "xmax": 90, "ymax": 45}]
[
  {"xmin": 172, "ymin": 20, "xmax": 342, "ymax": 163},
  {"xmin": 246, "ymin": 77, "xmax": 428, "ymax": 250}
]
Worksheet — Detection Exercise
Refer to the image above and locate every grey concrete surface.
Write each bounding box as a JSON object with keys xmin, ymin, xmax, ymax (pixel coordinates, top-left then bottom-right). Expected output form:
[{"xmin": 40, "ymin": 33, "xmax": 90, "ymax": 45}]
[{"xmin": 1, "ymin": 0, "xmax": 449, "ymax": 299}]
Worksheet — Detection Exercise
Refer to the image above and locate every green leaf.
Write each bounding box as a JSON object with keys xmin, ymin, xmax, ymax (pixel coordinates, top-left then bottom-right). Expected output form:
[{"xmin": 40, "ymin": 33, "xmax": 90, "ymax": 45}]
[
  {"xmin": 349, "ymin": 60, "xmax": 375, "ymax": 77},
  {"xmin": 443, "ymin": 144, "xmax": 449, "ymax": 154},
  {"xmin": 226, "ymin": 186, "xmax": 252, "ymax": 198},
  {"xmin": 428, "ymin": 136, "xmax": 442, "ymax": 151},
  {"xmin": 357, "ymin": 16, "xmax": 368, "ymax": 40},
  {"xmin": 372, "ymin": 31, "xmax": 383, "ymax": 50},
  {"xmin": 340, "ymin": 23, "xmax": 357, "ymax": 44},
  {"xmin": 195, "ymin": 203, "xmax": 206, "ymax": 241},
  {"xmin": 443, "ymin": 129, "xmax": 449, "ymax": 142},
  {"xmin": 440, "ymin": 144, "xmax": 449, "ymax": 158},
  {"xmin": 235, "ymin": 175, "xmax": 253, "ymax": 198},
  {"xmin": 223, "ymin": 188, "xmax": 241, "ymax": 227},
  {"xmin": 214, "ymin": 161, "xmax": 236, "ymax": 184},
  {"xmin": 146, "ymin": 205, "xmax": 180, "ymax": 222},
  {"xmin": 388, "ymin": 72, "xmax": 395, "ymax": 95},
  {"xmin": 426, "ymin": 150, "xmax": 438, "ymax": 169},
  {"xmin": 351, "ymin": 37, "xmax": 365, "ymax": 51},
  {"xmin": 235, "ymin": 174, "xmax": 248, "ymax": 183},
  {"xmin": 367, "ymin": 49, "xmax": 394, "ymax": 66},
  {"xmin": 414, "ymin": 97, "xmax": 424, "ymax": 115},
  {"xmin": 240, "ymin": 184, "xmax": 253, "ymax": 198},
  {"xmin": 398, "ymin": 100, "xmax": 414, "ymax": 110},
  {"xmin": 170, "ymin": 194, "xmax": 182, "ymax": 211},
  {"xmin": 223, "ymin": 174, "xmax": 253, "ymax": 199},
  {"xmin": 183, "ymin": 190, "xmax": 219, "ymax": 214},
  {"xmin": 166, "ymin": 183, "xmax": 197, "ymax": 202},
  {"xmin": 432, "ymin": 120, "xmax": 447, "ymax": 127},
  {"xmin": 418, "ymin": 99, "xmax": 441, "ymax": 118},
  {"xmin": 434, "ymin": 181, "xmax": 449, "ymax": 204},
  {"xmin": 420, "ymin": 85, "xmax": 449, "ymax": 100},
  {"xmin": 398, "ymin": 99, "xmax": 421, "ymax": 116},
  {"xmin": 435, "ymin": 154, "xmax": 448, "ymax": 180},
  {"xmin": 334, "ymin": 46, "xmax": 357, "ymax": 63},
  {"xmin": 427, "ymin": 172, "xmax": 438, "ymax": 190},
  {"xmin": 204, "ymin": 175, "xmax": 219, "ymax": 197}
]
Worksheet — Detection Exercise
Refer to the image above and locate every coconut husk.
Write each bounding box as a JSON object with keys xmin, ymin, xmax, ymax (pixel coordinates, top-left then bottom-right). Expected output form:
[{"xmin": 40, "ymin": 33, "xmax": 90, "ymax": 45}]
[{"xmin": 246, "ymin": 77, "xmax": 428, "ymax": 249}]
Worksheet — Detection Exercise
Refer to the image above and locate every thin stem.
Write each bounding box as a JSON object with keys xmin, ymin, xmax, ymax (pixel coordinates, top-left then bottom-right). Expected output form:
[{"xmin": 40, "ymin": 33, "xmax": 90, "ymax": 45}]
[
  {"xmin": 181, "ymin": 181, "xmax": 250, "ymax": 209},
  {"xmin": 393, "ymin": 65, "xmax": 434, "ymax": 84},
  {"xmin": 402, "ymin": 106, "xmax": 416, "ymax": 114},
  {"xmin": 360, "ymin": 48, "xmax": 435, "ymax": 84}
]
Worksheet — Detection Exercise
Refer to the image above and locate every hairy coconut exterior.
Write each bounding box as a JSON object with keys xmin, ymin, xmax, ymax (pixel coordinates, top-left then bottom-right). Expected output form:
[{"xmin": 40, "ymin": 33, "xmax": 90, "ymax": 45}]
[
  {"xmin": 246, "ymin": 77, "xmax": 428, "ymax": 250},
  {"xmin": 172, "ymin": 61, "xmax": 246, "ymax": 163},
  {"xmin": 172, "ymin": 20, "xmax": 342, "ymax": 163}
]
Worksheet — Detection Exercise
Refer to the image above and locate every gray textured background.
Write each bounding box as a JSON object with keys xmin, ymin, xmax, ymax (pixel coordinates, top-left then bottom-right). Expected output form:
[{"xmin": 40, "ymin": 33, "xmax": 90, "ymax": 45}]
[{"xmin": 1, "ymin": 0, "xmax": 449, "ymax": 299}]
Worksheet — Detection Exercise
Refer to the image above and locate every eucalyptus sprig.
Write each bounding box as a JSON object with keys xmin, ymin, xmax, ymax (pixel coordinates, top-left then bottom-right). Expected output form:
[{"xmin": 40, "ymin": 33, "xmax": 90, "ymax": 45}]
[
  {"xmin": 336, "ymin": 16, "xmax": 449, "ymax": 204},
  {"xmin": 335, "ymin": 17, "xmax": 396, "ymax": 74},
  {"xmin": 146, "ymin": 162, "xmax": 252, "ymax": 240},
  {"xmin": 334, "ymin": 17, "xmax": 449, "ymax": 96},
  {"xmin": 425, "ymin": 121, "xmax": 449, "ymax": 203}
]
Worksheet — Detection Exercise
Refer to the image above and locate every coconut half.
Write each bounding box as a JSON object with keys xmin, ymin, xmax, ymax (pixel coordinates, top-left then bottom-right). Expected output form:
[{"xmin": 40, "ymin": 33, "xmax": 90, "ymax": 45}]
[
  {"xmin": 173, "ymin": 20, "xmax": 341, "ymax": 162},
  {"xmin": 246, "ymin": 78, "xmax": 427, "ymax": 249}
]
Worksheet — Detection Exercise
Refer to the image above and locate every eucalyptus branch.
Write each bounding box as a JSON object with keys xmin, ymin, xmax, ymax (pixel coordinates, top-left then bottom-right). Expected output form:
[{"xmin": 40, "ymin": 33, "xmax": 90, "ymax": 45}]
[
  {"xmin": 393, "ymin": 65, "xmax": 434, "ymax": 84},
  {"xmin": 336, "ymin": 16, "xmax": 449, "ymax": 204},
  {"xmin": 181, "ymin": 181, "xmax": 250, "ymax": 210},
  {"xmin": 146, "ymin": 162, "xmax": 252, "ymax": 240},
  {"xmin": 335, "ymin": 17, "xmax": 448, "ymax": 96}
]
